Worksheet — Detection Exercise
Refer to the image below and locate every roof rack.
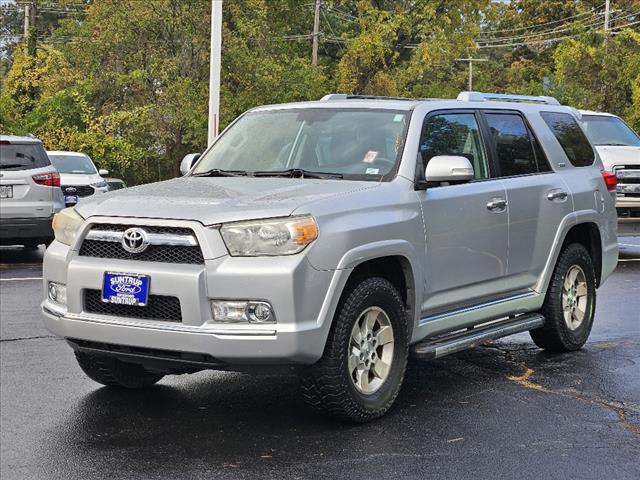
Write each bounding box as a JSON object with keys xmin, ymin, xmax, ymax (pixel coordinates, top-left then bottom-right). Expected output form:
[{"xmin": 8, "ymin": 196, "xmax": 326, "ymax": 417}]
[
  {"xmin": 320, "ymin": 94, "xmax": 437, "ymax": 102},
  {"xmin": 457, "ymin": 91, "xmax": 561, "ymax": 105}
]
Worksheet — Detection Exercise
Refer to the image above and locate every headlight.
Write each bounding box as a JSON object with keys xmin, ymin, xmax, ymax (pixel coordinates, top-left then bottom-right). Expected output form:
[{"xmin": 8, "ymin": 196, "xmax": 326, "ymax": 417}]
[
  {"xmin": 52, "ymin": 208, "xmax": 84, "ymax": 246},
  {"xmin": 91, "ymin": 180, "xmax": 108, "ymax": 188},
  {"xmin": 220, "ymin": 215, "xmax": 318, "ymax": 256}
]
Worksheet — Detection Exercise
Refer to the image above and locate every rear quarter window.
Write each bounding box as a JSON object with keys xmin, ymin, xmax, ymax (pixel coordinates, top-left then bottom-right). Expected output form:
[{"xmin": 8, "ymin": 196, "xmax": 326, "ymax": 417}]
[
  {"xmin": 540, "ymin": 112, "xmax": 595, "ymax": 167},
  {"xmin": 0, "ymin": 142, "xmax": 51, "ymax": 171}
]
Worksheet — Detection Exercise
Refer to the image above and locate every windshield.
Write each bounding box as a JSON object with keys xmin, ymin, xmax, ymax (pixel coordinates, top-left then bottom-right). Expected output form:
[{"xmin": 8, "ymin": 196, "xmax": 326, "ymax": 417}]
[
  {"xmin": 192, "ymin": 108, "xmax": 410, "ymax": 179},
  {"xmin": 48, "ymin": 154, "xmax": 97, "ymax": 174},
  {"xmin": 580, "ymin": 115, "xmax": 640, "ymax": 147}
]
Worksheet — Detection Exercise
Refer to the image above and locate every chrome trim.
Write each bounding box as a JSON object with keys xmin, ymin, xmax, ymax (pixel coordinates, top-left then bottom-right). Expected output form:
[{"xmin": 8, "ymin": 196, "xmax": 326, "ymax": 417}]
[
  {"xmin": 419, "ymin": 291, "xmax": 536, "ymax": 326},
  {"xmin": 64, "ymin": 312, "xmax": 277, "ymax": 336},
  {"xmin": 85, "ymin": 230, "xmax": 198, "ymax": 247}
]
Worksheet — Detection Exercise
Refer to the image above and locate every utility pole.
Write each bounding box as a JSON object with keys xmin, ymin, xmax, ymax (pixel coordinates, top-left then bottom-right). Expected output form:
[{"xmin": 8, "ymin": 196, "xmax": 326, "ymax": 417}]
[
  {"xmin": 23, "ymin": 2, "xmax": 36, "ymax": 55},
  {"xmin": 604, "ymin": 0, "xmax": 611, "ymax": 46},
  {"xmin": 312, "ymin": 0, "xmax": 321, "ymax": 66},
  {"xmin": 454, "ymin": 57, "xmax": 487, "ymax": 91},
  {"xmin": 208, "ymin": 0, "xmax": 223, "ymax": 146}
]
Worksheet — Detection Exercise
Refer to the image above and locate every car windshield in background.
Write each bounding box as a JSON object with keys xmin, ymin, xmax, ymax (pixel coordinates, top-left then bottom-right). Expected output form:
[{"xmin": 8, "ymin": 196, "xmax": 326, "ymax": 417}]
[
  {"xmin": 0, "ymin": 143, "xmax": 50, "ymax": 171},
  {"xmin": 580, "ymin": 115, "xmax": 640, "ymax": 147},
  {"xmin": 192, "ymin": 109, "xmax": 410, "ymax": 179},
  {"xmin": 48, "ymin": 154, "xmax": 97, "ymax": 174}
]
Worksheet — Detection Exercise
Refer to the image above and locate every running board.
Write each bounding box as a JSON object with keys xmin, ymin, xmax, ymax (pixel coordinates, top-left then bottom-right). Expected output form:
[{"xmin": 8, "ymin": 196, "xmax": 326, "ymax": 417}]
[{"xmin": 411, "ymin": 314, "xmax": 545, "ymax": 360}]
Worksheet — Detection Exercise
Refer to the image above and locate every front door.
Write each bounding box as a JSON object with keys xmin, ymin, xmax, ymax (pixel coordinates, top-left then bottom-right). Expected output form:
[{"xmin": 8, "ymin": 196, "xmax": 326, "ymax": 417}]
[{"xmin": 417, "ymin": 111, "xmax": 509, "ymax": 315}]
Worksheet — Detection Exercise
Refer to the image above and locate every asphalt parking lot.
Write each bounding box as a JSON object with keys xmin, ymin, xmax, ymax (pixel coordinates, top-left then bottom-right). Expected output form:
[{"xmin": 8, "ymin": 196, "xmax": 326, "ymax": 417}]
[{"xmin": 1, "ymin": 240, "xmax": 639, "ymax": 480}]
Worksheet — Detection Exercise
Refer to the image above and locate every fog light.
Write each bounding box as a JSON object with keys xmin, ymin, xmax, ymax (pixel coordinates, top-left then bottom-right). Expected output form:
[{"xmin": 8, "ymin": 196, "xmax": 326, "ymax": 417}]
[
  {"xmin": 48, "ymin": 282, "xmax": 67, "ymax": 306},
  {"xmin": 210, "ymin": 300, "xmax": 275, "ymax": 323}
]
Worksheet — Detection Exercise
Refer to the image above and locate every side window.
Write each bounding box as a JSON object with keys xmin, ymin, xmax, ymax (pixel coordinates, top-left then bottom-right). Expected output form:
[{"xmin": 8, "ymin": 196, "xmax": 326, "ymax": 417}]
[
  {"xmin": 540, "ymin": 111, "xmax": 595, "ymax": 167},
  {"xmin": 532, "ymin": 136, "xmax": 552, "ymax": 172},
  {"xmin": 420, "ymin": 113, "xmax": 489, "ymax": 180},
  {"xmin": 484, "ymin": 113, "xmax": 538, "ymax": 177}
]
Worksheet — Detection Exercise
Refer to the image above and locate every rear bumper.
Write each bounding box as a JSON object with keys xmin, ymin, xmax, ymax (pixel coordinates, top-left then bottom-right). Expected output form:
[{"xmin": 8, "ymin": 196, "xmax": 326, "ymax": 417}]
[{"xmin": 0, "ymin": 216, "xmax": 54, "ymax": 244}]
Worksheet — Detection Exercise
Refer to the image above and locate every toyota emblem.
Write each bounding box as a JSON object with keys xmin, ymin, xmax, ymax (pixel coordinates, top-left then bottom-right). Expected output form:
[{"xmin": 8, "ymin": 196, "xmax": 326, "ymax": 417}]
[{"xmin": 121, "ymin": 228, "xmax": 149, "ymax": 254}]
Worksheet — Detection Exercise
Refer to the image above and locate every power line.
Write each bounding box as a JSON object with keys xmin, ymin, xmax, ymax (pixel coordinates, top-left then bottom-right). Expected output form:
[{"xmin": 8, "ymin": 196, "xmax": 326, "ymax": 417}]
[
  {"xmin": 477, "ymin": 14, "xmax": 602, "ymax": 44},
  {"xmin": 477, "ymin": 10, "xmax": 638, "ymax": 46},
  {"xmin": 480, "ymin": 3, "xmax": 606, "ymax": 34}
]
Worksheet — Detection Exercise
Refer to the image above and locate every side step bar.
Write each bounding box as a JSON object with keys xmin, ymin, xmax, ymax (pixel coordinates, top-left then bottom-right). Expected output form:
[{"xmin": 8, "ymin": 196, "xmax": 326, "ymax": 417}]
[{"xmin": 411, "ymin": 313, "xmax": 545, "ymax": 360}]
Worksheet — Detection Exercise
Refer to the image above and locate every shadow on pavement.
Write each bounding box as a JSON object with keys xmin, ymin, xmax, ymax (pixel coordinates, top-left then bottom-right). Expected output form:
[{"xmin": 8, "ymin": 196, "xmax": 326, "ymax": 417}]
[{"xmin": 0, "ymin": 245, "xmax": 45, "ymax": 266}]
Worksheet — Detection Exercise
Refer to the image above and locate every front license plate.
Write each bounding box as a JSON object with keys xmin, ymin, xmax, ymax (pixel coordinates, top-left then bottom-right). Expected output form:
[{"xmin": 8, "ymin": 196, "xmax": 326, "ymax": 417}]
[
  {"xmin": 102, "ymin": 272, "xmax": 150, "ymax": 306},
  {"xmin": 64, "ymin": 195, "xmax": 79, "ymax": 204},
  {"xmin": 0, "ymin": 185, "xmax": 13, "ymax": 199}
]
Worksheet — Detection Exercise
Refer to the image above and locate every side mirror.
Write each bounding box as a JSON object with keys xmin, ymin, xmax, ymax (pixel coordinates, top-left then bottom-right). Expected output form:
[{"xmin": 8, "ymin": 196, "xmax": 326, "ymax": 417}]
[
  {"xmin": 180, "ymin": 153, "xmax": 201, "ymax": 176},
  {"xmin": 424, "ymin": 155, "xmax": 474, "ymax": 184},
  {"xmin": 98, "ymin": 169, "xmax": 109, "ymax": 176}
]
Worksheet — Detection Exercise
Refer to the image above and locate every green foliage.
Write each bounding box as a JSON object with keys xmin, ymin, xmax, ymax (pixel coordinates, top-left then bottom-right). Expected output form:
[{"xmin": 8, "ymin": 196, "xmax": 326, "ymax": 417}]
[{"xmin": 1, "ymin": 0, "xmax": 638, "ymax": 186}]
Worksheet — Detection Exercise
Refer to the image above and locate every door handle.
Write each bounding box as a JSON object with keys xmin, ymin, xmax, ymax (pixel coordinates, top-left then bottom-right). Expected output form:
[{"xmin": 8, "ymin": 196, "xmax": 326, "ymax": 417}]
[
  {"xmin": 547, "ymin": 190, "xmax": 568, "ymax": 201},
  {"xmin": 486, "ymin": 198, "xmax": 507, "ymax": 212}
]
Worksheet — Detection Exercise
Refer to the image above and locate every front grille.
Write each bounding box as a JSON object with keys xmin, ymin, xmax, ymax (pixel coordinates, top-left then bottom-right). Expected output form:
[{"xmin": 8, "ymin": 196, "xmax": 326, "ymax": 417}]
[
  {"xmin": 79, "ymin": 224, "xmax": 204, "ymax": 264},
  {"xmin": 614, "ymin": 165, "xmax": 640, "ymax": 198},
  {"xmin": 63, "ymin": 185, "xmax": 94, "ymax": 197},
  {"xmin": 80, "ymin": 240, "xmax": 204, "ymax": 264},
  {"xmin": 84, "ymin": 289, "xmax": 182, "ymax": 322},
  {"xmin": 89, "ymin": 224, "xmax": 194, "ymax": 235}
]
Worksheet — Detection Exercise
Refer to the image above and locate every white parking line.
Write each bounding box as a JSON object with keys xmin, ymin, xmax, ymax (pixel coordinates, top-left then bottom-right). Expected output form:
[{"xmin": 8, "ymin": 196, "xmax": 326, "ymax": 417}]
[
  {"xmin": 619, "ymin": 243, "xmax": 640, "ymax": 248},
  {"xmin": 0, "ymin": 277, "xmax": 43, "ymax": 282}
]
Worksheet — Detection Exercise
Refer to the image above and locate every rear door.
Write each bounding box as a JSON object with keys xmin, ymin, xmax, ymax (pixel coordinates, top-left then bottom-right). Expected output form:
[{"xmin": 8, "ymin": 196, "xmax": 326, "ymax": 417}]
[
  {"xmin": 418, "ymin": 110, "xmax": 509, "ymax": 315},
  {"xmin": 0, "ymin": 141, "xmax": 59, "ymax": 219},
  {"xmin": 481, "ymin": 110, "xmax": 573, "ymax": 291}
]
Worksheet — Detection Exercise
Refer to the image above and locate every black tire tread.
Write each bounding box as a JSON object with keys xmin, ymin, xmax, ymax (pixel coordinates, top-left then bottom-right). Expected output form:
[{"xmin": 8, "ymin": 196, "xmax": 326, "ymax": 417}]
[
  {"xmin": 530, "ymin": 243, "xmax": 596, "ymax": 352},
  {"xmin": 301, "ymin": 277, "xmax": 408, "ymax": 422}
]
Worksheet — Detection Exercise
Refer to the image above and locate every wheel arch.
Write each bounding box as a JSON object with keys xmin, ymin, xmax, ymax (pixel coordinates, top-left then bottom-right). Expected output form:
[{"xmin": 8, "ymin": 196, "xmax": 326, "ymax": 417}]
[{"xmin": 536, "ymin": 216, "xmax": 604, "ymax": 294}]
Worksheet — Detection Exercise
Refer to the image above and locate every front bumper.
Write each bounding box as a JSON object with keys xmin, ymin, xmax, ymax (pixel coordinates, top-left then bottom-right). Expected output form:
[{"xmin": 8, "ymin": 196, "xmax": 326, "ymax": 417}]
[
  {"xmin": 41, "ymin": 230, "xmax": 346, "ymax": 365},
  {"xmin": 0, "ymin": 216, "xmax": 54, "ymax": 244}
]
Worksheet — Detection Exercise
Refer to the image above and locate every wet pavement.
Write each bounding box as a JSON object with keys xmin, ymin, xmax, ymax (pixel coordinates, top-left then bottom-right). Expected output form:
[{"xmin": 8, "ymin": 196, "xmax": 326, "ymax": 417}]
[{"xmin": 1, "ymin": 242, "xmax": 638, "ymax": 480}]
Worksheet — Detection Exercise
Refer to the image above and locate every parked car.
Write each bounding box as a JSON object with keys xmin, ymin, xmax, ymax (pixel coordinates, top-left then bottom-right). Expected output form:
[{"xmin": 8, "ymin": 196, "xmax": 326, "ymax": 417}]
[
  {"xmin": 46, "ymin": 151, "xmax": 109, "ymax": 206},
  {"xmin": 579, "ymin": 110, "xmax": 640, "ymax": 236},
  {"xmin": 105, "ymin": 177, "xmax": 127, "ymax": 191},
  {"xmin": 0, "ymin": 135, "xmax": 64, "ymax": 247},
  {"xmin": 41, "ymin": 92, "xmax": 618, "ymax": 422}
]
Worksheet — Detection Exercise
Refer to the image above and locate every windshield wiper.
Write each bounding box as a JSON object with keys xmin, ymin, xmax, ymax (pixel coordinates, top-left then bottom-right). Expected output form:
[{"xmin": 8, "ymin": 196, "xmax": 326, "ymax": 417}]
[
  {"xmin": 252, "ymin": 168, "xmax": 343, "ymax": 179},
  {"xmin": 192, "ymin": 169, "xmax": 250, "ymax": 177}
]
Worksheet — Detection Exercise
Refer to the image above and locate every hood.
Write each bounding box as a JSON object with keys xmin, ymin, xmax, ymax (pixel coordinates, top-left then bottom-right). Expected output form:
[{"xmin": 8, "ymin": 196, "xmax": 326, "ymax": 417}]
[
  {"xmin": 594, "ymin": 146, "xmax": 640, "ymax": 169},
  {"xmin": 75, "ymin": 176, "xmax": 378, "ymax": 225},
  {"xmin": 59, "ymin": 173, "xmax": 104, "ymax": 186}
]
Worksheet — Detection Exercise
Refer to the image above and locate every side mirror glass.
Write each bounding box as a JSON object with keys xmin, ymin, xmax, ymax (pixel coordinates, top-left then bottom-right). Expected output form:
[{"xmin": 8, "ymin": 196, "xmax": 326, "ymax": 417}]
[
  {"xmin": 180, "ymin": 153, "xmax": 201, "ymax": 176},
  {"xmin": 98, "ymin": 169, "xmax": 109, "ymax": 176},
  {"xmin": 424, "ymin": 155, "xmax": 474, "ymax": 184}
]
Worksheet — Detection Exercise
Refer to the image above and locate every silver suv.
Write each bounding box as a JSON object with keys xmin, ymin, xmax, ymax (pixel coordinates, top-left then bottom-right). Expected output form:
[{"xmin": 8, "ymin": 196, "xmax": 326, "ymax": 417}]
[
  {"xmin": 41, "ymin": 92, "xmax": 618, "ymax": 422},
  {"xmin": 1, "ymin": 135, "xmax": 64, "ymax": 247}
]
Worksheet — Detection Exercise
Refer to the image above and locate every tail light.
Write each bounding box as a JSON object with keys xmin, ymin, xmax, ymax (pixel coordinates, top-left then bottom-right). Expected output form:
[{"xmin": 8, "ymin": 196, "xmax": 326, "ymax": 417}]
[
  {"xmin": 32, "ymin": 171, "xmax": 61, "ymax": 187},
  {"xmin": 601, "ymin": 171, "xmax": 617, "ymax": 192}
]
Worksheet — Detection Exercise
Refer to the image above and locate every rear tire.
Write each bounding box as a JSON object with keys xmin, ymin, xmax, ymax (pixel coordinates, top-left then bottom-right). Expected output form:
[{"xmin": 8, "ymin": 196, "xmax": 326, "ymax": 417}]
[
  {"xmin": 75, "ymin": 352, "xmax": 164, "ymax": 388},
  {"xmin": 301, "ymin": 277, "xmax": 408, "ymax": 422},
  {"xmin": 530, "ymin": 243, "xmax": 596, "ymax": 352}
]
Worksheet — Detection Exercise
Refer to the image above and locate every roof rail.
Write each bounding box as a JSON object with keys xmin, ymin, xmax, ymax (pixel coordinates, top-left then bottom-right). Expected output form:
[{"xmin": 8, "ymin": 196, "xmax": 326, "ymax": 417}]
[
  {"xmin": 320, "ymin": 93, "xmax": 436, "ymax": 102},
  {"xmin": 457, "ymin": 91, "xmax": 561, "ymax": 105}
]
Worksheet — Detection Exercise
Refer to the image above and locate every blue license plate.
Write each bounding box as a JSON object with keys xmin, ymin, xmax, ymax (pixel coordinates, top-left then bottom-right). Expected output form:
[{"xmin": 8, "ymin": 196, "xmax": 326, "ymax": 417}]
[
  {"xmin": 65, "ymin": 195, "xmax": 79, "ymax": 204},
  {"xmin": 102, "ymin": 272, "xmax": 150, "ymax": 306}
]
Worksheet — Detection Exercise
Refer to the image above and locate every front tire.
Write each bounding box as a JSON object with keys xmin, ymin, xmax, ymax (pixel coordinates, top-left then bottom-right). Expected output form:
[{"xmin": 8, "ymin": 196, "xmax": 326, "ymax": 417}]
[
  {"xmin": 301, "ymin": 277, "xmax": 408, "ymax": 422},
  {"xmin": 75, "ymin": 352, "xmax": 164, "ymax": 388},
  {"xmin": 530, "ymin": 243, "xmax": 597, "ymax": 352}
]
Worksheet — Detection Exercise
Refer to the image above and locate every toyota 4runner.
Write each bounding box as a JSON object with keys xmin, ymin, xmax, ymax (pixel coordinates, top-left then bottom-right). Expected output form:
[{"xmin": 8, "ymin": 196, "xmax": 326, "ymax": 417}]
[{"xmin": 41, "ymin": 92, "xmax": 618, "ymax": 422}]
